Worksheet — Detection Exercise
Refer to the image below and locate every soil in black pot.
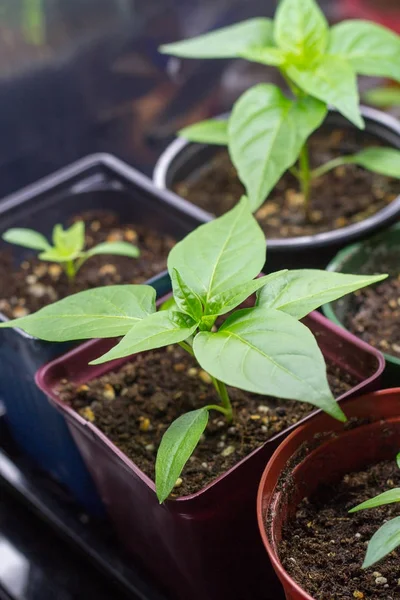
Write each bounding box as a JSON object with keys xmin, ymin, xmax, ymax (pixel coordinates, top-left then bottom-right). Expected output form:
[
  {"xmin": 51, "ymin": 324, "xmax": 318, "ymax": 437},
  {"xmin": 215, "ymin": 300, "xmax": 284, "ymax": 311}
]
[
  {"xmin": 59, "ymin": 344, "xmax": 358, "ymax": 497},
  {"xmin": 173, "ymin": 127, "xmax": 400, "ymax": 238},
  {"xmin": 0, "ymin": 211, "xmax": 175, "ymax": 319},
  {"xmin": 281, "ymin": 459, "xmax": 400, "ymax": 600}
]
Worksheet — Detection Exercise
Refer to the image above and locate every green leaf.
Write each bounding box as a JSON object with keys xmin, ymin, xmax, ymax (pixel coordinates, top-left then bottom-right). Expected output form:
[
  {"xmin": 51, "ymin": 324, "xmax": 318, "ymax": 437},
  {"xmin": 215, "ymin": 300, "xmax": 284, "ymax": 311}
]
[
  {"xmin": 257, "ymin": 270, "xmax": 387, "ymax": 319},
  {"xmin": 2, "ymin": 228, "xmax": 50, "ymax": 251},
  {"xmin": 350, "ymin": 489, "xmax": 400, "ymax": 513},
  {"xmin": 193, "ymin": 307, "xmax": 345, "ymax": 422},
  {"xmin": 347, "ymin": 147, "xmax": 400, "ymax": 179},
  {"xmin": 171, "ymin": 268, "xmax": 203, "ymax": 321},
  {"xmin": 85, "ymin": 241, "xmax": 140, "ymax": 259},
  {"xmin": 38, "ymin": 248, "xmax": 73, "ymax": 263},
  {"xmin": 52, "ymin": 222, "xmax": 85, "ymax": 258},
  {"xmin": 396, "ymin": 452, "xmax": 400, "ymax": 470},
  {"xmin": 159, "ymin": 296, "xmax": 177, "ymax": 312},
  {"xmin": 363, "ymin": 86, "xmax": 400, "ymax": 108},
  {"xmin": 362, "ymin": 516, "xmax": 400, "ymax": 569},
  {"xmin": 239, "ymin": 46, "xmax": 286, "ymax": 67},
  {"xmin": 155, "ymin": 408, "xmax": 209, "ymax": 503},
  {"xmin": 274, "ymin": 0, "xmax": 329, "ymax": 62},
  {"xmin": 329, "ymin": 20, "xmax": 400, "ymax": 83},
  {"xmin": 229, "ymin": 85, "xmax": 327, "ymax": 209},
  {"xmin": 91, "ymin": 309, "xmax": 198, "ymax": 364},
  {"xmin": 179, "ymin": 120, "xmax": 228, "ymax": 146},
  {"xmin": 205, "ymin": 270, "xmax": 288, "ymax": 317},
  {"xmin": 286, "ymin": 55, "xmax": 364, "ymax": 129},
  {"xmin": 0, "ymin": 285, "xmax": 156, "ymax": 340},
  {"xmin": 167, "ymin": 197, "xmax": 265, "ymax": 306},
  {"xmin": 159, "ymin": 18, "xmax": 274, "ymax": 59}
]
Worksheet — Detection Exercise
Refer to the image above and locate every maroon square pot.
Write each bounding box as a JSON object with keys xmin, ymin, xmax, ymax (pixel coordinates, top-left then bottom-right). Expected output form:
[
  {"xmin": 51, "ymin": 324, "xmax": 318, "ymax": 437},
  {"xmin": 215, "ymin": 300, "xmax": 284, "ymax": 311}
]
[{"xmin": 36, "ymin": 312, "xmax": 384, "ymax": 600}]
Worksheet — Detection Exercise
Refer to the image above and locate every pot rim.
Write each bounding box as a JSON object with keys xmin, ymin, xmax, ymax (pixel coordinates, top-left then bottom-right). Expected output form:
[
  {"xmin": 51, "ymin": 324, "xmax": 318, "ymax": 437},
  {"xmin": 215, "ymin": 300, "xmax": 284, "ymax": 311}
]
[
  {"xmin": 35, "ymin": 310, "xmax": 385, "ymax": 506},
  {"xmin": 256, "ymin": 388, "xmax": 400, "ymax": 600},
  {"xmin": 153, "ymin": 106, "xmax": 400, "ymax": 250},
  {"xmin": 323, "ymin": 223, "xmax": 400, "ymax": 367}
]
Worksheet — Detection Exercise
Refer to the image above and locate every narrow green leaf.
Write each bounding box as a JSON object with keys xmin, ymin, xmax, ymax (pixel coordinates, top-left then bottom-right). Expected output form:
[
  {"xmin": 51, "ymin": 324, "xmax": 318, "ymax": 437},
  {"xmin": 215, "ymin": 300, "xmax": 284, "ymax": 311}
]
[
  {"xmin": 179, "ymin": 120, "xmax": 228, "ymax": 146},
  {"xmin": 239, "ymin": 46, "xmax": 286, "ymax": 66},
  {"xmin": 85, "ymin": 241, "xmax": 140, "ymax": 259},
  {"xmin": 156, "ymin": 408, "xmax": 209, "ymax": 503},
  {"xmin": 91, "ymin": 309, "xmax": 198, "ymax": 364},
  {"xmin": 257, "ymin": 270, "xmax": 387, "ymax": 319},
  {"xmin": 167, "ymin": 197, "xmax": 265, "ymax": 306},
  {"xmin": 396, "ymin": 452, "xmax": 400, "ymax": 470},
  {"xmin": 363, "ymin": 86, "xmax": 400, "ymax": 108},
  {"xmin": 362, "ymin": 516, "xmax": 400, "ymax": 569},
  {"xmin": 159, "ymin": 18, "xmax": 274, "ymax": 59},
  {"xmin": 2, "ymin": 228, "xmax": 50, "ymax": 251},
  {"xmin": 194, "ymin": 307, "xmax": 345, "ymax": 422},
  {"xmin": 171, "ymin": 268, "xmax": 203, "ymax": 321},
  {"xmin": 229, "ymin": 85, "xmax": 326, "ymax": 209},
  {"xmin": 205, "ymin": 270, "xmax": 288, "ymax": 317},
  {"xmin": 350, "ymin": 489, "xmax": 400, "ymax": 513},
  {"xmin": 286, "ymin": 55, "xmax": 364, "ymax": 129},
  {"xmin": 347, "ymin": 147, "xmax": 400, "ymax": 179},
  {"xmin": 52, "ymin": 221, "xmax": 85, "ymax": 258},
  {"xmin": 329, "ymin": 20, "xmax": 400, "ymax": 83},
  {"xmin": 274, "ymin": 0, "xmax": 329, "ymax": 62},
  {"xmin": 0, "ymin": 285, "xmax": 156, "ymax": 340}
]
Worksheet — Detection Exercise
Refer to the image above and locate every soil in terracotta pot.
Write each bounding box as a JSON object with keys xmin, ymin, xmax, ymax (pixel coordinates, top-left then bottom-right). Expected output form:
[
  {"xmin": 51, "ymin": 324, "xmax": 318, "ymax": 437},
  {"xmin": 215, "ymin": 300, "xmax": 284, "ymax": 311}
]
[
  {"xmin": 0, "ymin": 211, "xmax": 175, "ymax": 319},
  {"xmin": 58, "ymin": 344, "xmax": 358, "ymax": 497},
  {"xmin": 280, "ymin": 459, "xmax": 400, "ymax": 599},
  {"xmin": 345, "ymin": 277, "xmax": 400, "ymax": 360},
  {"xmin": 173, "ymin": 127, "xmax": 400, "ymax": 238}
]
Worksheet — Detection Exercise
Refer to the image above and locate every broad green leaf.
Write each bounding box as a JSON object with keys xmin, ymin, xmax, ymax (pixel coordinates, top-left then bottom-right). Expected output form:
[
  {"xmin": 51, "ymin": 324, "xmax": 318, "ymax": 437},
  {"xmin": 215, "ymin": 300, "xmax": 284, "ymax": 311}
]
[
  {"xmin": 194, "ymin": 307, "xmax": 345, "ymax": 422},
  {"xmin": 363, "ymin": 86, "xmax": 400, "ymax": 108},
  {"xmin": 362, "ymin": 516, "xmax": 400, "ymax": 569},
  {"xmin": 171, "ymin": 268, "xmax": 203, "ymax": 321},
  {"xmin": 205, "ymin": 270, "xmax": 288, "ymax": 317},
  {"xmin": 239, "ymin": 46, "xmax": 286, "ymax": 67},
  {"xmin": 2, "ymin": 228, "xmax": 50, "ymax": 251},
  {"xmin": 286, "ymin": 55, "xmax": 364, "ymax": 129},
  {"xmin": 274, "ymin": 0, "xmax": 329, "ymax": 62},
  {"xmin": 160, "ymin": 296, "xmax": 177, "ymax": 312},
  {"xmin": 329, "ymin": 20, "xmax": 400, "ymax": 83},
  {"xmin": 52, "ymin": 221, "xmax": 85, "ymax": 258},
  {"xmin": 179, "ymin": 120, "xmax": 228, "ymax": 146},
  {"xmin": 257, "ymin": 270, "xmax": 387, "ymax": 319},
  {"xmin": 39, "ymin": 248, "xmax": 70, "ymax": 263},
  {"xmin": 229, "ymin": 85, "xmax": 326, "ymax": 209},
  {"xmin": 167, "ymin": 197, "xmax": 265, "ymax": 306},
  {"xmin": 350, "ymin": 489, "xmax": 400, "ymax": 513},
  {"xmin": 156, "ymin": 408, "xmax": 209, "ymax": 503},
  {"xmin": 347, "ymin": 147, "xmax": 400, "ymax": 179},
  {"xmin": 0, "ymin": 285, "xmax": 156, "ymax": 340},
  {"xmin": 85, "ymin": 241, "xmax": 140, "ymax": 259},
  {"xmin": 91, "ymin": 309, "xmax": 198, "ymax": 364},
  {"xmin": 159, "ymin": 18, "xmax": 274, "ymax": 59}
]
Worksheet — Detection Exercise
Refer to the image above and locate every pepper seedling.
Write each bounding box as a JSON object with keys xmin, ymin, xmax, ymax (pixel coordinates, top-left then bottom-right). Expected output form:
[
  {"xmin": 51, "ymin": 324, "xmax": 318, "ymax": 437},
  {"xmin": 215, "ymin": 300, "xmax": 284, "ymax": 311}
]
[
  {"xmin": 0, "ymin": 199, "xmax": 386, "ymax": 501},
  {"xmin": 2, "ymin": 221, "xmax": 140, "ymax": 282},
  {"xmin": 350, "ymin": 452, "xmax": 400, "ymax": 569},
  {"xmin": 160, "ymin": 0, "xmax": 400, "ymax": 221}
]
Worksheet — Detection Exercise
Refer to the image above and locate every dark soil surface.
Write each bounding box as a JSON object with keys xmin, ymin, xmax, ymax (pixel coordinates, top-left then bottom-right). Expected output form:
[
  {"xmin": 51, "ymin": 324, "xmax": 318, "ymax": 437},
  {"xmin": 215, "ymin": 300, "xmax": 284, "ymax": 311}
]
[
  {"xmin": 0, "ymin": 211, "xmax": 175, "ymax": 319},
  {"xmin": 345, "ymin": 277, "xmax": 400, "ymax": 359},
  {"xmin": 173, "ymin": 127, "xmax": 400, "ymax": 238},
  {"xmin": 59, "ymin": 345, "xmax": 357, "ymax": 498},
  {"xmin": 281, "ymin": 459, "xmax": 400, "ymax": 599}
]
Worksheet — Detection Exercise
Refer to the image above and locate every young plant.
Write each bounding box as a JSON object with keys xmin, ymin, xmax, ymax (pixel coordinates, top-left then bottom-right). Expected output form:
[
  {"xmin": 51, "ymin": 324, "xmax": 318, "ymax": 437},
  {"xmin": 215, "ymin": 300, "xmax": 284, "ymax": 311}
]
[
  {"xmin": 363, "ymin": 86, "xmax": 400, "ymax": 109},
  {"xmin": 2, "ymin": 221, "xmax": 140, "ymax": 282},
  {"xmin": 160, "ymin": 0, "xmax": 400, "ymax": 221},
  {"xmin": 0, "ymin": 199, "xmax": 386, "ymax": 501},
  {"xmin": 350, "ymin": 452, "xmax": 400, "ymax": 569}
]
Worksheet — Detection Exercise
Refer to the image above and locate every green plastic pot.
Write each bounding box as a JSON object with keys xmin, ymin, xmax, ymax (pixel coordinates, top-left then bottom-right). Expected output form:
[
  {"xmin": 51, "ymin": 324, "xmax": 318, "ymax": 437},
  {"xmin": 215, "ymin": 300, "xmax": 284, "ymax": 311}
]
[{"xmin": 323, "ymin": 224, "xmax": 400, "ymax": 385}]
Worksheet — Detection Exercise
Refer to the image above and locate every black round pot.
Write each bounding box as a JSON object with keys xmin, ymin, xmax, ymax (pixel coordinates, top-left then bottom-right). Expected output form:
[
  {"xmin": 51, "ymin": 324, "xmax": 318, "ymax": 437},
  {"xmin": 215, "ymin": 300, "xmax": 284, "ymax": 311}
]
[{"xmin": 153, "ymin": 107, "xmax": 400, "ymax": 272}]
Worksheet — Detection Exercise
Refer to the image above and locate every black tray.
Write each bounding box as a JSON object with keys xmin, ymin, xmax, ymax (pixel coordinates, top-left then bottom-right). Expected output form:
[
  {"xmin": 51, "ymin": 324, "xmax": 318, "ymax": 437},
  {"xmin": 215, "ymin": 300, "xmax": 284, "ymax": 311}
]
[{"xmin": 0, "ymin": 412, "xmax": 167, "ymax": 600}]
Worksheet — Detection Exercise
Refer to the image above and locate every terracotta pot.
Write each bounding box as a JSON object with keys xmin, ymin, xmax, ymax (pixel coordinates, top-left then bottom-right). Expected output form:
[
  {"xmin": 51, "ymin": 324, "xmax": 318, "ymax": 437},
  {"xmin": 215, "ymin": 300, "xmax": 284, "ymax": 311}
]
[
  {"xmin": 257, "ymin": 388, "xmax": 400, "ymax": 600},
  {"xmin": 36, "ymin": 312, "xmax": 384, "ymax": 600}
]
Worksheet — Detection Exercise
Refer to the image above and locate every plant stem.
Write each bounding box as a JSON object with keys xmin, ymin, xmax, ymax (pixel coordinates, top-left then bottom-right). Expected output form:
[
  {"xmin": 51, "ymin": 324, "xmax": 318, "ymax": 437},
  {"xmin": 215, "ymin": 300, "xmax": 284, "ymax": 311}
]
[
  {"xmin": 311, "ymin": 156, "xmax": 354, "ymax": 180},
  {"xmin": 64, "ymin": 260, "xmax": 76, "ymax": 282},
  {"xmin": 211, "ymin": 376, "xmax": 233, "ymax": 423},
  {"xmin": 178, "ymin": 340, "xmax": 195, "ymax": 356},
  {"xmin": 298, "ymin": 143, "xmax": 312, "ymax": 222}
]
